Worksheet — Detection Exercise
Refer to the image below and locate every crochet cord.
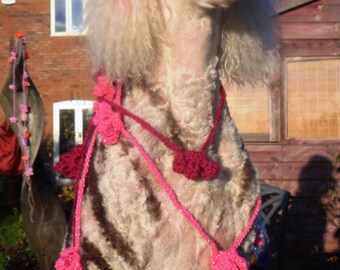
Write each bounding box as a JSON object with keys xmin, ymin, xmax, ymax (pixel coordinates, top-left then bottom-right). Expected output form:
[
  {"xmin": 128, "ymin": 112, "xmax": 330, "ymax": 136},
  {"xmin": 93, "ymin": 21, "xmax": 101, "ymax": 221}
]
[
  {"xmin": 200, "ymin": 87, "xmax": 226, "ymax": 152},
  {"xmin": 72, "ymin": 120, "xmax": 96, "ymax": 238},
  {"xmin": 73, "ymin": 127, "xmax": 99, "ymax": 249},
  {"xmin": 121, "ymin": 127, "xmax": 219, "ymax": 254},
  {"xmin": 122, "ymin": 126, "xmax": 261, "ymax": 254},
  {"xmin": 22, "ymin": 42, "xmax": 35, "ymax": 221},
  {"xmin": 110, "ymin": 86, "xmax": 226, "ymax": 155},
  {"xmin": 233, "ymin": 196, "xmax": 261, "ymax": 248}
]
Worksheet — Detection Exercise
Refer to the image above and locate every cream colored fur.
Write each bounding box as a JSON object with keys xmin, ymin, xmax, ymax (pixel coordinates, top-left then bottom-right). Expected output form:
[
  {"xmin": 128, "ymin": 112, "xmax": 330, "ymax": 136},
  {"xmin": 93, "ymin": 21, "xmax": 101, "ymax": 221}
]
[{"xmin": 79, "ymin": 0, "xmax": 278, "ymax": 269}]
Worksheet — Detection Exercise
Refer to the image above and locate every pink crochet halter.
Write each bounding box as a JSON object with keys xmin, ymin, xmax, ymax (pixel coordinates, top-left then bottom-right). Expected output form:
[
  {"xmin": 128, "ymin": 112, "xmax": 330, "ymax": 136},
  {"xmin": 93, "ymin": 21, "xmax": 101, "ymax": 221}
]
[{"xmin": 55, "ymin": 75, "xmax": 262, "ymax": 270}]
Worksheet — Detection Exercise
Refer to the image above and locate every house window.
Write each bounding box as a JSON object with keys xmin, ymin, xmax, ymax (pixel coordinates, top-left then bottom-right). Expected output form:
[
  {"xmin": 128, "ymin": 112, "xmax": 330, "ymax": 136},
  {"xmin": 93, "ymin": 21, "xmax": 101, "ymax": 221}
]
[
  {"xmin": 286, "ymin": 57, "xmax": 340, "ymax": 138},
  {"xmin": 51, "ymin": 0, "xmax": 84, "ymax": 35},
  {"xmin": 226, "ymin": 82, "xmax": 278, "ymax": 142},
  {"xmin": 53, "ymin": 100, "xmax": 93, "ymax": 165}
]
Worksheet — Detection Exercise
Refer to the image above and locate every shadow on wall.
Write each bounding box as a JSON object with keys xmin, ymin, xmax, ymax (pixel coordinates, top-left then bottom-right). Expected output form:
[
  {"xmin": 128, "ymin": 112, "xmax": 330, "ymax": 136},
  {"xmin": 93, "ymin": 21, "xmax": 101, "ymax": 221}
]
[{"xmin": 285, "ymin": 155, "xmax": 340, "ymax": 270}]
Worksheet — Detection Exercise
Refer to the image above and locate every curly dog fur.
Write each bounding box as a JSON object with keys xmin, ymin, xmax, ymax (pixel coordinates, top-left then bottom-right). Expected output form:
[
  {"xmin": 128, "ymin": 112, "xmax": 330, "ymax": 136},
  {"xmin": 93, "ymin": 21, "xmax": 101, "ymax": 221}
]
[{"xmin": 76, "ymin": 0, "xmax": 278, "ymax": 269}]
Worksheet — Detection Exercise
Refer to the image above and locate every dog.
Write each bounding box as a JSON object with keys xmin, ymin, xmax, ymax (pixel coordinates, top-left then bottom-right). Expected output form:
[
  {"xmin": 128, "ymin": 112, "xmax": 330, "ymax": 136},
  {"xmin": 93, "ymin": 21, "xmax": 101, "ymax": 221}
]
[{"xmin": 55, "ymin": 0, "xmax": 278, "ymax": 269}]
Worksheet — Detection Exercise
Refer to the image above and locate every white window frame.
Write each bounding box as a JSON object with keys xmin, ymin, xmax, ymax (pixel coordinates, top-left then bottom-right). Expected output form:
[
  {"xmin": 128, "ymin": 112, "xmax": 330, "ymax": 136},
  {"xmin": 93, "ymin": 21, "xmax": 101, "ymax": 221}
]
[
  {"xmin": 50, "ymin": 0, "xmax": 86, "ymax": 36},
  {"xmin": 53, "ymin": 100, "xmax": 93, "ymax": 165}
]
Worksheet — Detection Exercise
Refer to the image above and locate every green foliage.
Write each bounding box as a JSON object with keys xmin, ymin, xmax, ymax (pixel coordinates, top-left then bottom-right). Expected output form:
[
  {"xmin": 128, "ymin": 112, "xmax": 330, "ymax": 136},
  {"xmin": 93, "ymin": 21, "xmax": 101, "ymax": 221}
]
[{"xmin": 0, "ymin": 208, "xmax": 37, "ymax": 269}]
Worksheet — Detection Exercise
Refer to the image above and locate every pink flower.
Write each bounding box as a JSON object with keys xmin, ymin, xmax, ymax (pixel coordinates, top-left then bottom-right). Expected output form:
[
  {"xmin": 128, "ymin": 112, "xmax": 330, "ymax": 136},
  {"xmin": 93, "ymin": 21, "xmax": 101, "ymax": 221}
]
[
  {"xmin": 9, "ymin": 116, "xmax": 17, "ymax": 123},
  {"xmin": 21, "ymin": 137, "xmax": 27, "ymax": 146},
  {"xmin": 25, "ymin": 167, "xmax": 34, "ymax": 177},
  {"xmin": 9, "ymin": 84, "xmax": 16, "ymax": 90},
  {"xmin": 20, "ymin": 104, "xmax": 30, "ymax": 113},
  {"xmin": 7, "ymin": 52, "xmax": 16, "ymax": 63},
  {"xmin": 23, "ymin": 80, "xmax": 30, "ymax": 87}
]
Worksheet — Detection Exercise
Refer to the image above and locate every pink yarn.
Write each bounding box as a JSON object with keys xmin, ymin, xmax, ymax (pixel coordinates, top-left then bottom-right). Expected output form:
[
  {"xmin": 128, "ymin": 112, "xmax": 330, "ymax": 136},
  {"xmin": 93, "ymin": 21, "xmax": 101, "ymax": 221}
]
[
  {"xmin": 92, "ymin": 75, "xmax": 123, "ymax": 144},
  {"xmin": 173, "ymin": 150, "xmax": 220, "ymax": 180},
  {"xmin": 108, "ymin": 86, "xmax": 226, "ymax": 180},
  {"xmin": 209, "ymin": 248, "xmax": 248, "ymax": 270},
  {"xmin": 58, "ymin": 75, "xmax": 262, "ymax": 270},
  {"xmin": 7, "ymin": 34, "xmax": 35, "ymax": 222},
  {"xmin": 55, "ymin": 128, "xmax": 99, "ymax": 270},
  {"xmin": 55, "ymin": 247, "xmax": 82, "ymax": 270},
  {"xmin": 122, "ymin": 125, "xmax": 262, "ymax": 270}
]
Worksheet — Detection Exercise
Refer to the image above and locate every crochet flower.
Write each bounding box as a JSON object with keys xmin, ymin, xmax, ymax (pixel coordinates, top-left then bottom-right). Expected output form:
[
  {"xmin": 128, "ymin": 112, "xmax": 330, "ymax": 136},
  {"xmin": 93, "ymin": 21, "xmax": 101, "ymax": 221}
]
[
  {"xmin": 55, "ymin": 247, "xmax": 82, "ymax": 270},
  {"xmin": 55, "ymin": 144, "xmax": 86, "ymax": 180},
  {"xmin": 21, "ymin": 137, "xmax": 28, "ymax": 146},
  {"xmin": 9, "ymin": 116, "xmax": 17, "ymax": 123},
  {"xmin": 15, "ymin": 31, "xmax": 24, "ymax": 38},
  {"xmin": 209, "ymin": 248, "xmax": 249, "ymax": 270},
  {"xmin": 173, "ymin": 151, "xmax": 220, "ymax": 180},
  {"xmin": 20, "ymin": 104, "xmax": 30, "ymax": 113},
  {"xmin": 23, "ymin": 80, "xmax": 30, "ymax": 87},
  {"xmin": 7, "ymin": 52, "xmax": 16, "ymax": 64},
  {"xmin": 23, "ymin": 130, "xmax": 31, "ymax": 138},
  {"xmin": 24, "ymin": 167, "xmax": 34, "ymax": 177},
  {"xmin": 93, "ymin": 100, "xmax": 123, "ymax": 145},
  {"xmin": 93, "ymin": 75, "xmax": 115, "ymax": 101}
]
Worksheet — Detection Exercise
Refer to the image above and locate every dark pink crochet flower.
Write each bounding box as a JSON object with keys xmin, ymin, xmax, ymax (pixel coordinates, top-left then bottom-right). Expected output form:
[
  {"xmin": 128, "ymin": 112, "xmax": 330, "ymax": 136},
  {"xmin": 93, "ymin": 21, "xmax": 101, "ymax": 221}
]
[{"xmin": 173, "ymin": 150, "xmax": 220, "ymax": 180}]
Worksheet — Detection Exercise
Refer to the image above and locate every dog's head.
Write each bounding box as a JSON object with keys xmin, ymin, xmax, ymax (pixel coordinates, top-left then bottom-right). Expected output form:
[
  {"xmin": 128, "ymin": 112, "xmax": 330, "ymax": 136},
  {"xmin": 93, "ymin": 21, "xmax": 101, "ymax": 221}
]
[{"xmin": 84, "ymin": 0, "xmax": 278, "ymax": 84}]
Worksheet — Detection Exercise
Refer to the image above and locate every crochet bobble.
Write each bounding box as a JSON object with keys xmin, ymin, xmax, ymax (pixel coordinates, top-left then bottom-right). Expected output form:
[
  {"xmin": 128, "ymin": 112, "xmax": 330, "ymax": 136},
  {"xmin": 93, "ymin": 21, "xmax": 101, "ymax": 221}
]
[
  {"xmin": 209, "ymin": 248, "xmax": 248, "ymax": 270},
  {"xmin": 55, "ymin": 247, "xmax": 82, "ymax": 270},
  {"xmin": 173, "ymin": 150, "xmax": 220, "ymax": 180}
]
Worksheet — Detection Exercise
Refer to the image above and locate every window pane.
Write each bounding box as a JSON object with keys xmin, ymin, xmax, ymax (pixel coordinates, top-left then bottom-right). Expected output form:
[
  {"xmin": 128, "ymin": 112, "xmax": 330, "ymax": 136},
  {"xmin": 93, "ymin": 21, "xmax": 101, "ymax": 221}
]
[
  {"xmin": 82, "ymin": 108, "xmax": 93, "ymax": 136},
  {"xmin": 287, "ymin": 58, "xmax": 340, "ymax": 138},
  {"xmin": 72, "ymin": 0, "xmax": 83, "ymax": 33},
  {"xmin": 227, "ymin": 83, "xmax": 271, "ymax": 134},
  {"xmin": 60, "ymin": 109, "xmax": 75, "ymax": 155},
  {"xmin": 55, "ymin": 0, "xmax": 66, "ymax": 33}
]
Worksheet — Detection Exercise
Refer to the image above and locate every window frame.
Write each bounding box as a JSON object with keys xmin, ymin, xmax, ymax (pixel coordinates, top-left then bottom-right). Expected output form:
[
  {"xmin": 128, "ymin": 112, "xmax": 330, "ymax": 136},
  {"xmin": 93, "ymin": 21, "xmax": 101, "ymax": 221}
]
[
  {"xmin": 227, "ymin": 80, "xmax": 281, "ymax": 144},
  {"xmin": 50, "ymin": 0, "xmax": 85, "ymax": 36},
  {"xmin": 283, "ymin": 56, "xmax": 340, "ymax": 143},
  {"xmin": 53, "ymin": 100, "xmax": 93, "ymax": 166}
]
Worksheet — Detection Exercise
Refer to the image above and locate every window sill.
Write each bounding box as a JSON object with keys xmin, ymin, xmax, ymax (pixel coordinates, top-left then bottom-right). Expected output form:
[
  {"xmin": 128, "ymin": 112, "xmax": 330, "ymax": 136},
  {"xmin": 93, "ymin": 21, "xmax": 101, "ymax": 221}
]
[{"xmin": 50, "ymin": 32, "xmax": 85, "ymax": 37}]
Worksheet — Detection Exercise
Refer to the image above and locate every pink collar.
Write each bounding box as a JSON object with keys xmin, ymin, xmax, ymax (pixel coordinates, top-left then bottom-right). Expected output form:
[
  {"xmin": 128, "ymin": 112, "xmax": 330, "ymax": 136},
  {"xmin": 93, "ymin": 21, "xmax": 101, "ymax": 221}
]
[{"xmin": 55, "ymin": 75, "xmax": 261, "ymax": 270}]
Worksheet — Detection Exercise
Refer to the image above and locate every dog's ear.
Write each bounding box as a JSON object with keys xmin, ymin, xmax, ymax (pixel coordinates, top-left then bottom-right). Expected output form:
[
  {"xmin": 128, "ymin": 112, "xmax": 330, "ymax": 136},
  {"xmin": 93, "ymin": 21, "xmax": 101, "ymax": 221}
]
[
  {"xmin": 84, "ymin": 0, "xmax": 164, "ymax": 81},
  {"xmin": 218, "ymin": 0, "xmax": 279, "ymax": 85}
]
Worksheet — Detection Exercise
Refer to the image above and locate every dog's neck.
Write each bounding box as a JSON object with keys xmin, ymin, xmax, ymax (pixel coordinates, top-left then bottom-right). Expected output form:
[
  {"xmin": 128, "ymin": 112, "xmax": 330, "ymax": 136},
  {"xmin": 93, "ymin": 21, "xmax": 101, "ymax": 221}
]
[{"xmin": 128, "ymin": 4, "xmax": 225, "ymax": 149}]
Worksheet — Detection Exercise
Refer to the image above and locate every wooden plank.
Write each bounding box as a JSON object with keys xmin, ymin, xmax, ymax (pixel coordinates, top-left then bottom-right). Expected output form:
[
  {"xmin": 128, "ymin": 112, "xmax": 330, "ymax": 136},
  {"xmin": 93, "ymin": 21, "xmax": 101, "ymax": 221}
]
[
  {"xmin": 248, "ymin": 144, "xmax": 340, "ymax": 162},
  {"xmin": 276, "ymin": 0, "xmax": 317, "ymax": 13},
  {"xmin": 280, "ymin": 2, "xmax": 340, "ymax": 22},
  {"xmin": 280, "ymin": 145, "xmax": 339, "ymax": 162},
  {"xmin": 254, "ymin": 162, "xmax": 339, "ymax": 181},
  {"xmin": 260, "ymin": 179, "xmax": 337, "ymax": 196},
  {"xmin": 281, "ymin": 39, "xmax": 340, "ymax": 56},
  {"xmin": 245, "ymin": 144, "xmax": 282, "ymax": 152},
  {"xmin": 248, "ymin": 151, "xmax": 281, "ymax": 162},
  {"xmin": 280, "ymin": 22, "xmax": 340, "ymax": 39}
]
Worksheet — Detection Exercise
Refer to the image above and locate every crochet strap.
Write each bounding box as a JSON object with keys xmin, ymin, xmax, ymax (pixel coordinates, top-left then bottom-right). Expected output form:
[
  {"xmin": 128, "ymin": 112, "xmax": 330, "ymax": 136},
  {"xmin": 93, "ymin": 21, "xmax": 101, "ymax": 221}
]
[
  {"xmin": 109, "ymin": 86, "xmax": 226, "ymax": 180},
  {"xmin": 110, "ymin": 87, "xmax": 226, "ymax": 154}
]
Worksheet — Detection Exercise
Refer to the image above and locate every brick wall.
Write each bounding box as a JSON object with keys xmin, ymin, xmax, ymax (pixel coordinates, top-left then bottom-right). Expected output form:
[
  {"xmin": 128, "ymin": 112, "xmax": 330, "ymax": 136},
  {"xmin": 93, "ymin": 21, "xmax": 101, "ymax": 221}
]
[{"xmin": 0, "ymin": 0, "xmax": 94, "ymax": 143}]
